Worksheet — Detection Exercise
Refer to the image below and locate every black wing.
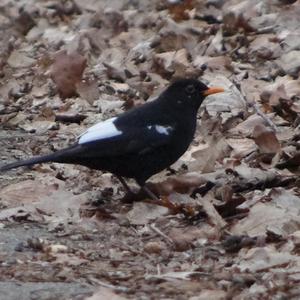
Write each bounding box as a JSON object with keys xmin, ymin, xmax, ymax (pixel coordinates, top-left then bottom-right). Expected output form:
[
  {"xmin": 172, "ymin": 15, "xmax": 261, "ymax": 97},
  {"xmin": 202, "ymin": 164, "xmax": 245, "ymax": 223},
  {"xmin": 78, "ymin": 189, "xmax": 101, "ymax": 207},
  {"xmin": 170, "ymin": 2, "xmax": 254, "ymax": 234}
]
[{"xmin": 78, "ymin": 124, "xmax": 175, "ymax": 158}]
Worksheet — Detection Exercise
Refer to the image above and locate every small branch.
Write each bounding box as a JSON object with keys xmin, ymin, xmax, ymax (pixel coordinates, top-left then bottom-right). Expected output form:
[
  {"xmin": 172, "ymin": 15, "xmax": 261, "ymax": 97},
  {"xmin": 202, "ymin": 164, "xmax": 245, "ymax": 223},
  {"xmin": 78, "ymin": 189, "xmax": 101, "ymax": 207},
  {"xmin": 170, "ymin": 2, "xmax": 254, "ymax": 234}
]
[
  {"xmin": 55, "ymin": 113, "xmax": 86, "ymax": 124},
  {"xmin": 249, "ymin": 101, "xmax": 278, "ymax": 132},
  {"xmin": 86, "ymin": 276, "xmax": 129, "ymax": 292},
  {"xmin": 145, "ymin": 271, "xmax": 211, "ymax": 281},
  {"xmin": 149, "ymin": 224, "xmax": 174, "ymax": 246},
  {"xmin": 197, "ymin": 191, "xmax": 227, "ymax": 229},
  {"xmin": 231, "ymin": 79, "xmax": 278, "ymax": 132}
]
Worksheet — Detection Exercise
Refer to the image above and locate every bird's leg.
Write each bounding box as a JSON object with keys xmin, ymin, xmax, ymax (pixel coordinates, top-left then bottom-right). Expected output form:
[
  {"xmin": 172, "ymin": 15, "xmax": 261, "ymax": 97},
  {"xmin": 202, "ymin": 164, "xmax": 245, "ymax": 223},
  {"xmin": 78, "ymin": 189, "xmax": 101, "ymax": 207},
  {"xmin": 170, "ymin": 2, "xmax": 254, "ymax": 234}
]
[
  {"xmin": 116, "ymin": 176, "xmax": 143, "ymax": 203},
  {"xmin": 141, "ymin": 185, "xmax": 160, "ymax": 201},
  {"xmin": 136, "ymin": 179, "xmax": 160, "ymax": 202},
  {"xmin": 116, "ymin": 175, "xmax": 133, "ymax": 193},
  {"xmin": 138, "ymin": 181, "xmax": 183, "ymax": 213}
]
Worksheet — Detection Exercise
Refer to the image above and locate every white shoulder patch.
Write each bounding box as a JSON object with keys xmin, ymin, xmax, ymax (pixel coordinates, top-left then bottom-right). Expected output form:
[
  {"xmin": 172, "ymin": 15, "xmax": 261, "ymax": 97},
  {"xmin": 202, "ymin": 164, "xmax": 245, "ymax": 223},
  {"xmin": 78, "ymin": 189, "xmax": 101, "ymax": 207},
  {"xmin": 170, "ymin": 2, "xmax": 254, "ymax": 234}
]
[
  {"xmin": 78, "ymin": 117, "xmax": 122, "ymax": 144},
  {"xmin": 155, "ymin": 125, "xmax": 173, "ymax": 135},
  {"xmin": 147, "ymin": 125, "xmax": 173, "ymax": 136}
]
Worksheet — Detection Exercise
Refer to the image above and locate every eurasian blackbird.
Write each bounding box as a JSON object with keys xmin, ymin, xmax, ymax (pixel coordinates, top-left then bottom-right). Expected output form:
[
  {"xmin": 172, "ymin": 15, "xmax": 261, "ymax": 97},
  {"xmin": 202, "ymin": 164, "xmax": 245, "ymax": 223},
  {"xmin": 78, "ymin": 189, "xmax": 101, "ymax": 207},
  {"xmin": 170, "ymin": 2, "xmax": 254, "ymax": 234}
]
[{"xmin": 0, "ymin": 79, "xmax": 224, "ymax": 198}]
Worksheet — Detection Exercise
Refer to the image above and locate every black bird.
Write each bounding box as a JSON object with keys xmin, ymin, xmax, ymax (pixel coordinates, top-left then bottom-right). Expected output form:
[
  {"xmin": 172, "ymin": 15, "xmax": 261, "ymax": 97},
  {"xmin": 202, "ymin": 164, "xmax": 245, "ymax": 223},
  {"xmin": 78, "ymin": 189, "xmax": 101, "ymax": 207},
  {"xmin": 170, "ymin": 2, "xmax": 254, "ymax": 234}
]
[{"xmin": 0, "ymin": 79, "xmax": 224, "ymax": 198}]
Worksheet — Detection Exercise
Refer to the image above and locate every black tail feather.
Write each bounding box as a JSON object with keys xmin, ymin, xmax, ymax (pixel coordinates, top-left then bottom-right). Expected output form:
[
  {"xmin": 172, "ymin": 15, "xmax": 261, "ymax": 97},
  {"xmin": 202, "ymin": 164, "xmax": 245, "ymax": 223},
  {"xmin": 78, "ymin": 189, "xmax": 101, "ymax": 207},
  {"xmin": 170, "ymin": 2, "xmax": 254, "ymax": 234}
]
[
  {"xmin": 0, "ymin": 153, "xmax": 58, "ymax": 172},
  {"xmin": 0, "ymin": 145, "xmax": 83, "ymax": 172}
]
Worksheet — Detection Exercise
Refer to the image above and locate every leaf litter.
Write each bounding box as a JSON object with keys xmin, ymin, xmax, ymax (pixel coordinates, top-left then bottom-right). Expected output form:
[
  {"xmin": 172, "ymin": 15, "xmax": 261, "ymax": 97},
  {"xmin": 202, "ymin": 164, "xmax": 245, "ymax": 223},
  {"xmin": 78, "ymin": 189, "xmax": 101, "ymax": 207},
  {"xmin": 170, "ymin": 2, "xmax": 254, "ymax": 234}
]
[{"xmin": 1, "ymin": 0, "xmax": 300, "ymax": 299}]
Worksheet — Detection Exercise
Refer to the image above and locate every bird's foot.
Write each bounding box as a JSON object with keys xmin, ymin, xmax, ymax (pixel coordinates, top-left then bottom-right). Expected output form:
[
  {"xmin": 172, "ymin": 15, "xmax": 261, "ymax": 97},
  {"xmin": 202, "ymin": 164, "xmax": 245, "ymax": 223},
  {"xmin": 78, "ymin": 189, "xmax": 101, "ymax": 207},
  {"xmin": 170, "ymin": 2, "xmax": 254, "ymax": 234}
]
[
  {"xmin": 121, "ymin": 190, "xmax": 142, "ymax": 203},
  {"xmin": 155, "ymin": 196, "xmax": 198, "ymax": 217},
  {"xmin": 120, "ymin": 184, "xmax": 160, "ymax": 203},
  {"xmin": 121, "ymin": 184, "xmax": 197, "ymax": 218}
]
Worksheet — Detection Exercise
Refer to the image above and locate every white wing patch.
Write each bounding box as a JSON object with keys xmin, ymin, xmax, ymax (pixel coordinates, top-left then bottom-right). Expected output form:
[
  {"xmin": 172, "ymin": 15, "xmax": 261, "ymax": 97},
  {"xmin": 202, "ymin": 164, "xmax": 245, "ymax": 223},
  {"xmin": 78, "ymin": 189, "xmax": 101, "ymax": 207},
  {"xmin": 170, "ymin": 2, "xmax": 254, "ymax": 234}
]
[
  {"xmin": 78, "ymin": 117, "xmax": 122, "ymax": 144},
  {"xmin": 147, "ymin": 125, "xmax": 173, "ymax": 135}
]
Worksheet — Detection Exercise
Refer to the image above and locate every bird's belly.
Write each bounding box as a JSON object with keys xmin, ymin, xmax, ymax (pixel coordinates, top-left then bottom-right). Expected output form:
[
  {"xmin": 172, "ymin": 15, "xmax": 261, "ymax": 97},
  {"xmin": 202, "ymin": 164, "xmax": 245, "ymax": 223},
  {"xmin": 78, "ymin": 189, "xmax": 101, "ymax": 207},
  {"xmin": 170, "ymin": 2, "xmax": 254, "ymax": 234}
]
[{"xmin": 86, "ymin": 142, "xmax": 189, "ymax": 182}]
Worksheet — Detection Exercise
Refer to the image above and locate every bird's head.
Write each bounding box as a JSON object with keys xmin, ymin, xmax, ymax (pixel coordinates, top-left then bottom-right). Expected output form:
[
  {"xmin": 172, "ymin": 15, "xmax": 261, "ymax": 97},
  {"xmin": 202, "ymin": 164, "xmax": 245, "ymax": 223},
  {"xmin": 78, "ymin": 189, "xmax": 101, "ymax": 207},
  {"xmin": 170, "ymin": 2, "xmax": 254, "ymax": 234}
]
[{"xmin": 163, "ymin": 78, "xmax": 224, "ymax": 111}]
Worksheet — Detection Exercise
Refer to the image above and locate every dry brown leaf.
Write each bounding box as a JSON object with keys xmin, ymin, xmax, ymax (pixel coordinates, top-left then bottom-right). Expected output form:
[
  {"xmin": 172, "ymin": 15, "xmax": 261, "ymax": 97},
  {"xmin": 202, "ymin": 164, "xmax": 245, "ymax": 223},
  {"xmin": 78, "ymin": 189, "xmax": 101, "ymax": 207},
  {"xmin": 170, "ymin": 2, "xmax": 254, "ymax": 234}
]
[
  {"xmin": 168, "ymin": 228, "xmax": 194, "ymax": 251},
  {"xmin": 0, "ymin": 179, "xmax": 58, "ymax": 207},
  {"xmin": 252, "ymin": 124, "xmax": 281, "ymax": 154},
  {"xmin": 268, "ymin": 84, "xmax": 289, "ymax": 107},
  {"xmin": 226, "ymin": 138, "xmax": 256, "ymax": 158},
  {"xmin": 154, "ymin": 173, "xmax": 207, "ymax": 195},
  {"xmin": 277, "ymin": 50, "xmax": 300, "ymax": 76},
  {"xmin": 193, "ymin": 56, "xmax": 232, "ymax": 73},
  {"xmin": 85, "ymin": 287, "xmax": 128, "ymax": 300},
  {"xmin": 7, "ymin": 50, "xmax": 36, "ymax": 68},
  {"xmin": 229, "ymin": 115, "xmax": 265, "ymax": 136},
  {"xmin": 237, "ymin": 246, "xmax": 299, "ymax": 272},
  {"xmin": 50, "ymin": 50, "xmax": 87, "ymax": 99},
  {"xmin": 126, "ymin": 202, "xmax": 168, "ymax": 225},
  {"xmin": 144, "ymin": 241, "xmax": 165, "ymax": 254},
  {"xmin": 76, "ymin": 80, "xmax": 100, "ymax": 105},
  {"xmin": 223, "ymin": 0, "xmax": 260, "ymax": 34},
  {"xmin": 261, "ymin": 75, "xmax": 300, "ymax": 101},
  {"xmin": 189, "ymin": 136, "xmax": 230, "ymax": 173},
  {"xmin": 0, "ymin": 176, "xmax": 86, "ymax": 223},
  {"xmin": 52, "ymin": 253, "xmax": 89, "ymax": 267},
  {"xmin": 231, "ymin": 188, "xmax": 300, "ymax": 237},
  {"xmin": 19, "ymin": 120, "xmax": 57, "ymax": 134},
  {"xmin": 249, "ymin": 34, "xmax": 282, "ymax": 60},
  {"xmin": 168, "ymin": 0, "xmax": 195, "ymax": 22},
  {"xmin": 197, "ymin": 192, "xmax": 227, "ymax": 229},
  {"xmin": 277, "ymin": 151, "xmax": 300, "ymax": 169},
  {"xmin": 190, "ymin": 289, "xmax": 227, "ymax": 300},
  {"xmin": 152, "ymin": 48, "xmax": 190, "ymax": 78}
]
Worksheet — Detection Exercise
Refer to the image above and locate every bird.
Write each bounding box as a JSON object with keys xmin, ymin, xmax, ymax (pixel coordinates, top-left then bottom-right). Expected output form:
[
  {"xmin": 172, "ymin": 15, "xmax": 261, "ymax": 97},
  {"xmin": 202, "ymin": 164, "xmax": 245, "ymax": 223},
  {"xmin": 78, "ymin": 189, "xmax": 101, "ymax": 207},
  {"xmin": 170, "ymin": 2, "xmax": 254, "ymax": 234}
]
[{"xmin": 0, "ymin": 79, "xmax": 224, "ymax": 199}]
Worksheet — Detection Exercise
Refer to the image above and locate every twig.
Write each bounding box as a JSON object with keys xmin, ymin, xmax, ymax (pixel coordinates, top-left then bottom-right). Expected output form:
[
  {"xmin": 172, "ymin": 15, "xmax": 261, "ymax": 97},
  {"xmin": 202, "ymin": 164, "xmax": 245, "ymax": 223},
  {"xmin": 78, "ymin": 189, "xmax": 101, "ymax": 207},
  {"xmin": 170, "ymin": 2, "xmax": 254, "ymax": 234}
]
[
  {"xmin": 255, "ymin": 25, "xmax": 276, "ymax": 34},
  {"xmin": 149, "ymin": 224, "xmax": 174, "ymax": 246},
  {"xmin": 157, "ymin": 264, "xmax": 161, "ymax": 276},
  {"xmin": 231, "ymin": 79, "xmax": 278, "ymax": 132},
  {"xmin": 55, "ymin": 113, "xmax": 86, "ymax": 124},
  {"xmin": 145, "ymin": 271, "xmax": 211, "ymax": 281},
  {"xmin": 86, "ymin": 276, "xmax": 129, "ymax": 292},
  {"xmin": 250, "ymin": 101, "xmax": 278, "ymax": 132},
  {"xmin": 197, "ymin": 191, "xmax": 227, "ymax": 229}
]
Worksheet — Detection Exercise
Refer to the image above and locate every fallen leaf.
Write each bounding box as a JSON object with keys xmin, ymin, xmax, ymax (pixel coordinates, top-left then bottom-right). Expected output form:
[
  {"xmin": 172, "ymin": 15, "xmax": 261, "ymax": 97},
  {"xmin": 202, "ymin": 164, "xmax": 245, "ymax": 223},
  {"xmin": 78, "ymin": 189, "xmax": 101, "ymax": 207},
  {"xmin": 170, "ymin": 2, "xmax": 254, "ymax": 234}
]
[
  {"xmin": 0, "ymin": 176, "xmax": 86, "ymax": 224},
  {"xmin": 144, "ymin": 241, "xmax": 165, "ymax": 254},
  {"xmin": 237, "ymin": 246, "xmax": 299, "ymax": 272},
  {"xmin": 50, "ymin": 50, "xmax": 87, "ymax": 99},
  {"xmin": 154, "ymin": 173, "xmax": 207, "ymax": 195},
  {"xmin": 249, "ymin": 34, "xmax": 281, "ymax": 60},
  {"xmin": 189, "ymin": 136, "xmax": 231, "ymax": 173},
  {"xmin": 19, "ymin": 120, "xmax": 57, "ymax": 134},
  {"xmin": 189, "ymin": 289, "xmax": 227, "ymax": 300},
  {"xmin": 252, "ymin": 124, "xmax": 281, "ymax": 154},
  {"xmin": 231, "ymin": 192, "xmax": 300, "ymax": 237},
  {"xmin": 76, "ymin": 80, "xmax": 100, "ymax": 105},
  {"xmin": 126, "ymin": 202, "xmax": 168, "ymax": 225},
  {"xmin": 168, "ymin": 0, "xmax": 195, "ymax": 22},
  {"xmin": 197, "ymin": 192, "xmax": 227, "ymax": 229},
  {"xmin": 7, "ymin": 50, "xmax": 36, "ymax": 68},
  {"xmin": 229, "ymin": 115, "xmax": 265, "ymax": 136},
  {"xmin": 193, "ymin": 56, "xmax": 232, "ymax": 73},
  {"xmin": 85, "ymin": 287, "xmax": 128, "ymax": 300},
  {"xmin": 277, "ymin": 50, "xmax": 300, "ymax": 76},
  {"xmin": 152, "ymin": 48, "xmax": 190, "ymax": 79},
  {"xmin": 226, "ymin": 138, "xmax": 256, "ymax": 158}
]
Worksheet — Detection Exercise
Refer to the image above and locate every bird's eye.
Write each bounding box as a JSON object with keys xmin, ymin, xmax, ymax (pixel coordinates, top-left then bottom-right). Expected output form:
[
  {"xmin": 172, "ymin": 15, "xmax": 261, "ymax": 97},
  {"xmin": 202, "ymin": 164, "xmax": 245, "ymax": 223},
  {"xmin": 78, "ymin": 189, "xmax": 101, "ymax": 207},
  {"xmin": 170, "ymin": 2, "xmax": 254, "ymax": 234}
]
[{"xmin": 185, "ymin": 84, "xmax": 196, "ymax": 95}]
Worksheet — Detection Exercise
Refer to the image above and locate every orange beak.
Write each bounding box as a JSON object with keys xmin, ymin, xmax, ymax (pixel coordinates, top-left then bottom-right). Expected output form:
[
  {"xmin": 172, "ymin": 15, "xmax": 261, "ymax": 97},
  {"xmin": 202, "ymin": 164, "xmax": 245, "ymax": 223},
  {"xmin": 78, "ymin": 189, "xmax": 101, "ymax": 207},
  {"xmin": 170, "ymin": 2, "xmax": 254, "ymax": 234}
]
[{"xmin": 203, "ymin": 87, "xmax": 224, "ymax": 96}]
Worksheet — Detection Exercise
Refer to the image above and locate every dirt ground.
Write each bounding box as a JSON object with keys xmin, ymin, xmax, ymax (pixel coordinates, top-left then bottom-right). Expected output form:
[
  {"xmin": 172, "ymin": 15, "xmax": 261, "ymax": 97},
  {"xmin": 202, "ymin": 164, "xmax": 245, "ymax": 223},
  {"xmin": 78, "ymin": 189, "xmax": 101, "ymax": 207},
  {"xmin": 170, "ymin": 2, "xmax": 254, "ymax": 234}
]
[{"xmin": 1, "ymin": 0, "xmax": 300, "ymax": 299}]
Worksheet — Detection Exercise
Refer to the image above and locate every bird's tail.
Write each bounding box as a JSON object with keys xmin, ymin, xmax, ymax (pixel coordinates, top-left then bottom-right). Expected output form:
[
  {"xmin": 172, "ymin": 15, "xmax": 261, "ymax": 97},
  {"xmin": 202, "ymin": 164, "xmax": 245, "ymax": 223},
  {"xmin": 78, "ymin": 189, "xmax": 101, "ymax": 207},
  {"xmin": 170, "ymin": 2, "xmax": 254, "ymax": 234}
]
[
  {"xmin": 0, "ymin": 145, "xmax": 82, "ymax": 172},
  {"xmin": 0, "ymin": 153, "xmax": 58, "ymax": 172}
]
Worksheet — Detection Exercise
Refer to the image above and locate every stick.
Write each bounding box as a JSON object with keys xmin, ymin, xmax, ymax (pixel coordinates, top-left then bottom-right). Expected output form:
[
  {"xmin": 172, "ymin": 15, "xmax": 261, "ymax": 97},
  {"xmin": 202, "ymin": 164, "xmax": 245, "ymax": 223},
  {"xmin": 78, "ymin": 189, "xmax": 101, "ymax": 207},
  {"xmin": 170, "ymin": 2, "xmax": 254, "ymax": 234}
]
[
  {"xmin": 231, "ymin": 79, "xmax": 278, "ymax": 132},
  {"xmin": 86, "ymin": 276, "xmax": 129, "ymax": 292},
  {"xmin": 149, "ymin": 224, "xmax": 174, "ymax": 246}
]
